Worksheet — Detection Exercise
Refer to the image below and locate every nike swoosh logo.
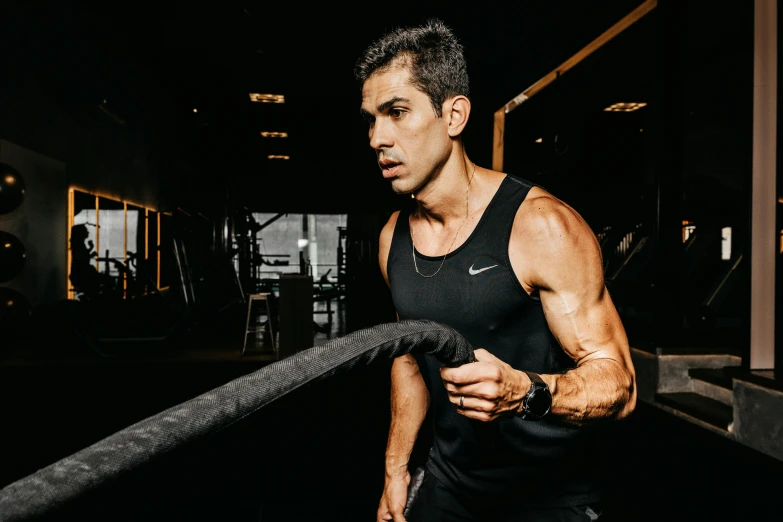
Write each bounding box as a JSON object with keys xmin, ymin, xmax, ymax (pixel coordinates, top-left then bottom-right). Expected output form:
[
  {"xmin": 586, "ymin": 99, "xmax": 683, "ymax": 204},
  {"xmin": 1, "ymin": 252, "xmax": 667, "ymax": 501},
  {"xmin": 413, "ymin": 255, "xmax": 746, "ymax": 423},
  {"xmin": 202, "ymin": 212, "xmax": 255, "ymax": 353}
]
[{"xmin": 469, "ymin": 263, "xmax": 499, "ymax": 275}]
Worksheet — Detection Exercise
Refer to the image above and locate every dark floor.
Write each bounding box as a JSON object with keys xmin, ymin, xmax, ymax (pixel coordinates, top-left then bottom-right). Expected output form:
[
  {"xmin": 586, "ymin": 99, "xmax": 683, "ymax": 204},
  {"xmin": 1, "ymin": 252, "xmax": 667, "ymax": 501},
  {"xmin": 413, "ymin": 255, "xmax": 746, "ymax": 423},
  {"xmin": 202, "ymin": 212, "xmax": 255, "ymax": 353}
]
[{"xmin": 1, "ymin": 300, "xmax": 782, "ymax": 522}]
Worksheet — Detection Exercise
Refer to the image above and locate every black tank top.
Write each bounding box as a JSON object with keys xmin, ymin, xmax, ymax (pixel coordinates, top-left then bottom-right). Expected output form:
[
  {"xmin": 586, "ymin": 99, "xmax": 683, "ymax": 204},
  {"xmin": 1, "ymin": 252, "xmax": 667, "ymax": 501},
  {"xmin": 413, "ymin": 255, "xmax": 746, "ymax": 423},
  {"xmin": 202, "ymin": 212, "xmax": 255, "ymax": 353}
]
[{"xmin": 387, "ymin": 175, "xmax": 602, "ymax": 507}]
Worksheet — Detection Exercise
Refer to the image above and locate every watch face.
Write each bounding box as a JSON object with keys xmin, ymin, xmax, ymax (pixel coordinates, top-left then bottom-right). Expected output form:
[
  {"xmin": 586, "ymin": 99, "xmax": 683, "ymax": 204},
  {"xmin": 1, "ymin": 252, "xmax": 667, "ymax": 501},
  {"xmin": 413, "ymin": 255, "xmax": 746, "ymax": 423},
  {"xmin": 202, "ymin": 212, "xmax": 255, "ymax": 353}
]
[{"xmin": 527, "ymin": 388, "xmax": 552, "ymax": 418}]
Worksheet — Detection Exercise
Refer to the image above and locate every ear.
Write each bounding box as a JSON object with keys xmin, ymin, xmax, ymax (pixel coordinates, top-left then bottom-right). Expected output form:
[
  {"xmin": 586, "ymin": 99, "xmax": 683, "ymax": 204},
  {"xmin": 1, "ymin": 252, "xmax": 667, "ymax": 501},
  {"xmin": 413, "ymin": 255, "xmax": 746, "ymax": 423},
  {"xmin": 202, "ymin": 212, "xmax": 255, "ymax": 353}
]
[{"xmin": 445, "ymin": 95, "xmax": 471, "ymax": 137}]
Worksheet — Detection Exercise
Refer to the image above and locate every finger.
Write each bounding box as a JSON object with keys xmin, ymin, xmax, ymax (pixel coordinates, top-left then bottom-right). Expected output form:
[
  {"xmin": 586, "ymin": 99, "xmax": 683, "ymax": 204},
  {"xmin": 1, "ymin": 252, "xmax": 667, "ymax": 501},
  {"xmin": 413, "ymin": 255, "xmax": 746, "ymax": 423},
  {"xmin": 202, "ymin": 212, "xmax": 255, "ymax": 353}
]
[
  {"xmin": 452, "ymin": 390, "xmax": 502, "ymax": 413},
  {"xmin": 451, "ymin": 393, "xmax": 478, "ymax": 411},
  {"xmin": 440, "ymin": 364, "xmax": 483, "ymax": 385},
  {"xmin": 472, "ymin": 348, "xmax": 491, "ymax": 360},
  {"xmin": 441, "ymin": 355, "xmax": 504, "ymax": 383},
  {"xmin": 442, "ymin": 380, "xmax": 486, "ymax": 395},
  {"xmin": 457, "ymin": 408, "xmax": 496, "ymax": 422}
]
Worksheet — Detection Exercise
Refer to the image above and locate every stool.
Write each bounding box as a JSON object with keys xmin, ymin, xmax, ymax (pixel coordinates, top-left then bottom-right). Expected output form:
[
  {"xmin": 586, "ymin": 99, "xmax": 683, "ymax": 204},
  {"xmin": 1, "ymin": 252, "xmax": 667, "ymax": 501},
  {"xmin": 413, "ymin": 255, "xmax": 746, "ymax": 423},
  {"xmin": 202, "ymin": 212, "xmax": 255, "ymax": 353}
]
[{"xmin": 242, "ymin": 293, "xmax": 277, "ymax": 358}]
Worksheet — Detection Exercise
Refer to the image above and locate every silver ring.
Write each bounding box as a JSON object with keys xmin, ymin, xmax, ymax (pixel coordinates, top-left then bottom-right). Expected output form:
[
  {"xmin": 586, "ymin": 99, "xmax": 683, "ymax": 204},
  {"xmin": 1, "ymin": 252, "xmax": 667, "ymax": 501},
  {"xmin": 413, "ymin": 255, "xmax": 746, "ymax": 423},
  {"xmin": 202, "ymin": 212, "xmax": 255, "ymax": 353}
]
[{"xmin": 459, "ymin": 395, "xmax": 464, "ymax": 408}]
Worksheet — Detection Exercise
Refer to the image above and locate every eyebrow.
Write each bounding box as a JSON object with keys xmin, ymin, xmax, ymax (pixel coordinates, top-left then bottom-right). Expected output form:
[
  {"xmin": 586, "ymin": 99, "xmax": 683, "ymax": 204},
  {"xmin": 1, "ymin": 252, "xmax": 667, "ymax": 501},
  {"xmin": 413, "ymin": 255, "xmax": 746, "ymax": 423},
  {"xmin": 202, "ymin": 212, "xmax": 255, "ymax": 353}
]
[{"xmin": 359, "ymin": 96, "xmax": 411, "ymax": 119}]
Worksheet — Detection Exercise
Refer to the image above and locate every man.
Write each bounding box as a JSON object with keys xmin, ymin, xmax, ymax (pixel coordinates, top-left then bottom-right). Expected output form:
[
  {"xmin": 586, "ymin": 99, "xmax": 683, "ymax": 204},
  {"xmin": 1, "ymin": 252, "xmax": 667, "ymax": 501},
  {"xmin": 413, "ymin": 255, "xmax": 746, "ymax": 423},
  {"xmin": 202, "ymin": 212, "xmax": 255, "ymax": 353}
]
[{"xmin": 355, "ymin": 18, "xmax": 637, "ymax": 522}]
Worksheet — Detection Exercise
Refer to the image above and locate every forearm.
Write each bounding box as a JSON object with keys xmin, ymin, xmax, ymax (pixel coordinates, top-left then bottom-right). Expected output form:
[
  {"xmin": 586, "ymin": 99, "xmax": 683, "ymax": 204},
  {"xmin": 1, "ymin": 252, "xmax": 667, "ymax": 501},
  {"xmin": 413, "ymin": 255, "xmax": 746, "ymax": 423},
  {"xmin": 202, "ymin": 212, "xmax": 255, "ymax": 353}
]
[
  {"xmin": 385, "ymin": 355, "xmax": 429, "ymax": 476},
  {"xmin": 545, "ymin": 357, "xmax": 636, "ymax": 426}
]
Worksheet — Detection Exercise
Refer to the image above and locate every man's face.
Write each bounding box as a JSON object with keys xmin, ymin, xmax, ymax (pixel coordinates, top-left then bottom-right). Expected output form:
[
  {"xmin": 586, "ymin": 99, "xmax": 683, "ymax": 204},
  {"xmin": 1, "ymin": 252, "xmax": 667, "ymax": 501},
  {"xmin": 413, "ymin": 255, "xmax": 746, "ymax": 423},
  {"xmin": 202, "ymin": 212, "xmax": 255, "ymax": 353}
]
[{"xmin": 359, "ymin": 65, "xmax": 452, "ymax": 195}]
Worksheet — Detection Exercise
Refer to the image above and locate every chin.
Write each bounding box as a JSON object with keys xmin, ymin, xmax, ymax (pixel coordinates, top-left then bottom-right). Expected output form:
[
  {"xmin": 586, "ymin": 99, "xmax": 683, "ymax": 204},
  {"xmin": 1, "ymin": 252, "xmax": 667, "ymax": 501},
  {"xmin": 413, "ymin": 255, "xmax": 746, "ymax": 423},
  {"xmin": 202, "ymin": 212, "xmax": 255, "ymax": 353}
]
[{"xmin": 389, "ymin": 180, "xmax": 409, "ymax": 195}]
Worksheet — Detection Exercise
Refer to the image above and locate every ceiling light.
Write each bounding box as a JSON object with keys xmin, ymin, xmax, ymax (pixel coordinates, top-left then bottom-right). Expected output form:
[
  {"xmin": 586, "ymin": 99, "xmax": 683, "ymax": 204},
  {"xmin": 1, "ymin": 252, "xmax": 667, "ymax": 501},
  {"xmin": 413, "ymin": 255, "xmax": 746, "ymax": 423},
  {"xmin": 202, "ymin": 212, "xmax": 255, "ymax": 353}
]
[
  {"xmin": 535, "ymin": 138, "xmax": 543, "ymax": 143},
  {"xmin": 250, "ymin": 93, "xmax": 285, "ymax": 104},
  {"xmin": 268, "ymin": 155, "xmax": 290, "ymax": 160},
  {"xmin": 260, "ymin": 131, "xmax": 288, "ymax": 138},
  {"xmin": 193, "ymin": 108, "xmax": 198, "ymax": 113},
  {"xmin": 604, "ymin": 102, "xmax": 647, "ymax": 112}
]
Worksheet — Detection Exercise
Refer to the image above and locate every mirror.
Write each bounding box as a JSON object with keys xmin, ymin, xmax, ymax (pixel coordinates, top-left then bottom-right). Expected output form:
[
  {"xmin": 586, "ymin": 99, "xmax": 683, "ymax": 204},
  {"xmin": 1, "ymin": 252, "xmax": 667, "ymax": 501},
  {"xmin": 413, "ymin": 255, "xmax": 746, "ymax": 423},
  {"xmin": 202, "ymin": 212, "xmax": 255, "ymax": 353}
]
[{"xmin": 69, "ymin": 190, "xmax": 101, "ymax": 300}]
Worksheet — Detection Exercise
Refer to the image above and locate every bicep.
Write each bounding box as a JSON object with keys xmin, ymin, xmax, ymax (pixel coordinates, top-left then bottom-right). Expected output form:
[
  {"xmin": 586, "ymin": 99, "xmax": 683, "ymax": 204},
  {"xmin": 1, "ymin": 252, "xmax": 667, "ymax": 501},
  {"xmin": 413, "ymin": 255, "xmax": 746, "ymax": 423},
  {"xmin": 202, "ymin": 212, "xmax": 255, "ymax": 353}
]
[
  {"xmin": 520, "ymin": 202, "xmax": 630, "ymax": 367},
  {"xmin": 540, "ymin": 277, "xmax": 628, "ymax": 367}
]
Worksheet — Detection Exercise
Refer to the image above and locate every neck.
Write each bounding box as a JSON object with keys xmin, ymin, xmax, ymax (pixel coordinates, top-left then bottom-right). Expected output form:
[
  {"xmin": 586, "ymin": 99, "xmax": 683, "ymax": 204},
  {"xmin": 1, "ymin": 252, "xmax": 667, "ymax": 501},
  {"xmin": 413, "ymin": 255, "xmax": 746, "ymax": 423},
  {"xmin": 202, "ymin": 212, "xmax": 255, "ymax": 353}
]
[{"xmin": 413, "ymin": 159, "xmax": 477, "ymax": 224}]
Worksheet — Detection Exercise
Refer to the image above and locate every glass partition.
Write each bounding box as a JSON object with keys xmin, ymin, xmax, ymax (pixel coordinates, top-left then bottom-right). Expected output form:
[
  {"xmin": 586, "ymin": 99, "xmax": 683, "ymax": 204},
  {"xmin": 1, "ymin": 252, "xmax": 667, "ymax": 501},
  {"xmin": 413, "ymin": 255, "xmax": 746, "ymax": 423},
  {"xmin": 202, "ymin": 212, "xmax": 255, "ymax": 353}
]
[
  {"xmin": 95, "ymin": 196, "xmax": 125, "ymax": 295},
  {"xmin": 125, "ymin": 202, "xmax": 148, "ymax": 298},
  {"xmin": 67, "ymin": 188, "xmax": 161, "ymax": 301}
]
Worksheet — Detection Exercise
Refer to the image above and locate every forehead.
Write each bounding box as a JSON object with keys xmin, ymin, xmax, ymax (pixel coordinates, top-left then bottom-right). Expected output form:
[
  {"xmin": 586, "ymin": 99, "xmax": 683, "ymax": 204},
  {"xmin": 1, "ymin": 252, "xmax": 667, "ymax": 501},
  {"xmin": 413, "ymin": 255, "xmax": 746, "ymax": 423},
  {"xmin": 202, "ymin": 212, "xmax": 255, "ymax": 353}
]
[{"xmin": 360, "ymin": 66, "xmax": 426, "ymax": 112}]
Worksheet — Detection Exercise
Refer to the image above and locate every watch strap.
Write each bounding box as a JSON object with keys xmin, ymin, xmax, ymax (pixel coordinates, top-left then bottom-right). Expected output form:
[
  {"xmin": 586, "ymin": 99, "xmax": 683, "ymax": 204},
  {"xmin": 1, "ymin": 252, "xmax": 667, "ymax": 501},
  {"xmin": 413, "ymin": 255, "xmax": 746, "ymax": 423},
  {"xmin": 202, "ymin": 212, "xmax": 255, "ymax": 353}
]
[
  {"xmin": 524, "ymin": 371, "xmax": 546, "ymax": 386},
  {"xmin": 518, "ymin": 371, "xmax": 551, "ymax": 420}
]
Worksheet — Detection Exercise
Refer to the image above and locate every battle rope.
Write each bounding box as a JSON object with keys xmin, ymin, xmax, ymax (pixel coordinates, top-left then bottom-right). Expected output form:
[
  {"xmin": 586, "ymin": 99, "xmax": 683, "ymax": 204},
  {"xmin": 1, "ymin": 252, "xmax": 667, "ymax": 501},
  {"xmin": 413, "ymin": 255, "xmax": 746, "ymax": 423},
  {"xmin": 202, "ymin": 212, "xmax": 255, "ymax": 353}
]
[{"xmin": 0, "ymin": 319, "xmax": 474, "ymax": 520}]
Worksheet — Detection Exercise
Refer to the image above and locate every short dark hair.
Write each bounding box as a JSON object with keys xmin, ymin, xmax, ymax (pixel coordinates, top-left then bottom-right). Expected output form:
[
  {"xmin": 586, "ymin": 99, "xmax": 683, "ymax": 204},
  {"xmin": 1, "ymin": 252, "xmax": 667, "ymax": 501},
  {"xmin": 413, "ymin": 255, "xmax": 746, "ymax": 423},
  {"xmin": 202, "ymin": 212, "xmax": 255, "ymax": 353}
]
[{"xmin": 354, "ymin": 18, "xmax": 470, "ymax": 117}]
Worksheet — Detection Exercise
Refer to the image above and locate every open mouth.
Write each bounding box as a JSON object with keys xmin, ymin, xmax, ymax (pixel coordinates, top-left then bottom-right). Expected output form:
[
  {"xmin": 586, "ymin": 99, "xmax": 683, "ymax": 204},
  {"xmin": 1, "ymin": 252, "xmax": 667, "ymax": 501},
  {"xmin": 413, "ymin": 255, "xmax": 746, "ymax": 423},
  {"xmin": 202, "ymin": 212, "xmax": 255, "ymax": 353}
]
[{"xmin": 379, "ymin": 161, "xmax": 401, "ymax": 178}]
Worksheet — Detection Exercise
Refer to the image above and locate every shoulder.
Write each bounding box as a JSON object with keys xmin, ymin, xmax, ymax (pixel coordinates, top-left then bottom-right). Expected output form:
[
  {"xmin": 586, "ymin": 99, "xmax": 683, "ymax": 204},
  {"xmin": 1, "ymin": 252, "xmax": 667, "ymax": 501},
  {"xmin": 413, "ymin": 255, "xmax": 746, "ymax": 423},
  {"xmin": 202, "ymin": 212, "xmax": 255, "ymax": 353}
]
[
  {"xmin": 379, "ymin": 210, "xmax": 401, "ymax": 250},
  {"xmin": 515, "ymin": 187, "xmax": 595, "ymax": 246},
  {"xmin": 511, "ymin": 187, "xmax": 602, "ymax": 288},
  {"xmin": 378, "ymin": 210, "xmax": 402, "ymax": 285}
]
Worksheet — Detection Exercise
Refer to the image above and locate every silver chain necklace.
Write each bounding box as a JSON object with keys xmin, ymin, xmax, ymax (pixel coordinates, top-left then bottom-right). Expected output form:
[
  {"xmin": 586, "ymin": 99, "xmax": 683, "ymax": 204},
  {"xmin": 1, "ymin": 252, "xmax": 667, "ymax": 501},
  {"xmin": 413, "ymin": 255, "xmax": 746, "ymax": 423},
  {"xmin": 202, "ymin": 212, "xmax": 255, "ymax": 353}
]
[{"xmin": 410, "ymin": 164, "xmax": 476, "ymax": 278}]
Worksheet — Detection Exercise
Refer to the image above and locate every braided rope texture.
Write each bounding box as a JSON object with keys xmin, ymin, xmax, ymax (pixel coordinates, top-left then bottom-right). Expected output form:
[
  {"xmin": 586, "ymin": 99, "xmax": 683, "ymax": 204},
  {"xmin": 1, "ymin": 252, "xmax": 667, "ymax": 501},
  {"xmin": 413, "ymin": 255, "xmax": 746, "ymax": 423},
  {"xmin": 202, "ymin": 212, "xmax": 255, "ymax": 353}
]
[{"xmin": 0, "ymin": 319, "xmax": 473, "ymax": 521}]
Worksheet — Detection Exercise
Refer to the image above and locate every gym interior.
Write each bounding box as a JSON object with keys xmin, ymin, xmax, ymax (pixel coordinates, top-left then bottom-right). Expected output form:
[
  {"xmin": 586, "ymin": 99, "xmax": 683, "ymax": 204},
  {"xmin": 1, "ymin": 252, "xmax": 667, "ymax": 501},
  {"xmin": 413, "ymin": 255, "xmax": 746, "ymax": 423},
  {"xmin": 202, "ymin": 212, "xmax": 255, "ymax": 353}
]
[{"xmin": 1, "ymin": 1, "xmax": 782, "ymax": 521}]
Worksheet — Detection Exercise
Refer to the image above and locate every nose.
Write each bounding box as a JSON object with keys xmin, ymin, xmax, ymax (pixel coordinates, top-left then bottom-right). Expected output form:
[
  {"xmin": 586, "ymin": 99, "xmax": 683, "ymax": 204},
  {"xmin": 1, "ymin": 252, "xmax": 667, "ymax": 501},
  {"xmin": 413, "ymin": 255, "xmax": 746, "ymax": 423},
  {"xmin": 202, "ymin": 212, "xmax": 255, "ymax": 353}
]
[{"xmin": 368, "ymin": 119, "xmax": 393, "ymax": 150}]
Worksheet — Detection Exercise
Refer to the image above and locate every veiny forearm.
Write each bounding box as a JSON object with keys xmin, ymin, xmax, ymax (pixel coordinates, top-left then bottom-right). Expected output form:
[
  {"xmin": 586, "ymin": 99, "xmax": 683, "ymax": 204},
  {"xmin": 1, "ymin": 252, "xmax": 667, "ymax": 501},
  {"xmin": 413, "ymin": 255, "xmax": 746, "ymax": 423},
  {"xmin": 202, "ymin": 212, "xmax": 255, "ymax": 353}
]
[
  {"xmin": 547, "ymin": 357, "xmax": 636, "ymax": 427},
  {"xmin": 385, "ymin": 355, "xmax": 429, "ymax": 476}
]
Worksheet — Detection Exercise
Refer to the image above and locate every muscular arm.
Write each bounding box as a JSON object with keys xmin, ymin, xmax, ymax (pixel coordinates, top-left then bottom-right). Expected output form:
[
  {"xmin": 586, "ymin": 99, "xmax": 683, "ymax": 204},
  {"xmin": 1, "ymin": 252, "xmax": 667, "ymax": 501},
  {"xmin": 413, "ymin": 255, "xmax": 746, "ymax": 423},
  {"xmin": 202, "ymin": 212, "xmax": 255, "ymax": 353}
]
[
  {"xmin": 517, "ymin": 193, "xmax": 636, "ymax": 425},
  {"xmin": 377, "ymin": 211, "xmax": 430, "ymax": 521},
  {"xmin": 440, "ymin": 191, "xmax": 636, "ymax": 427},
  {"xmin": 386, "ymin": 355, "xmax": 430, "ymax": 476}
]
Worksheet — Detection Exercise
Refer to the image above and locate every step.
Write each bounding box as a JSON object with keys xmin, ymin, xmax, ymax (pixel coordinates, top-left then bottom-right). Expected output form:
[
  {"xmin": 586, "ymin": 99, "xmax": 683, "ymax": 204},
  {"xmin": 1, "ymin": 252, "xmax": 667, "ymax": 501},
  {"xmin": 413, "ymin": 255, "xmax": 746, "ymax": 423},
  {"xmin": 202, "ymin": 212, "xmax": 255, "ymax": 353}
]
[
  {"xmin": 690, "ymin": 367, "xmax": 783, "ymax": 393},
  {"xmin": 688, "ymin": 368, "xmax": 734, "ymax": 389},
  {"xmin": 688, "ymin": 368, "xmax": 734, "ymax": 406},
  {"xmin": 655, "ymin": 391, "xmax": 733, "ymax": 431}
]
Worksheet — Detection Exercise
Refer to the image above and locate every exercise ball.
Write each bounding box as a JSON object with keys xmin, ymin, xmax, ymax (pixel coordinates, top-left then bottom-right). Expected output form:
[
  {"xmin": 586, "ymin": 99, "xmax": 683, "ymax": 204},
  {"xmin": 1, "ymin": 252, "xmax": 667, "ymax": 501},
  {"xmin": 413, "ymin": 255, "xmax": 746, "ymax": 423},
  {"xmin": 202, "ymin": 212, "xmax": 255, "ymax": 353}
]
[
  {"xmin": 0, "ymin": 162, "xmax": 26, "ymax": 214},
  {"xmin": 0, "ymin": 287, "xmax": 32, "ymax": 358},
  {"xmin": 0, "ymin": 231, "xmax": 26, "ymax": 282}
]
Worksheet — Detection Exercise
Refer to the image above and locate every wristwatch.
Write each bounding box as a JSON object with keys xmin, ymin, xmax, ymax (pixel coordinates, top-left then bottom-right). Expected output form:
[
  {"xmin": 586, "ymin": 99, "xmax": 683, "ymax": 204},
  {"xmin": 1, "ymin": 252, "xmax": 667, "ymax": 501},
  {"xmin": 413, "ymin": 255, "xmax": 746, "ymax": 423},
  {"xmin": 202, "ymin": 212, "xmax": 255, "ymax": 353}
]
[{"xmin": 517, "ymin": 371, "xmax": 552, "ymax": 420}]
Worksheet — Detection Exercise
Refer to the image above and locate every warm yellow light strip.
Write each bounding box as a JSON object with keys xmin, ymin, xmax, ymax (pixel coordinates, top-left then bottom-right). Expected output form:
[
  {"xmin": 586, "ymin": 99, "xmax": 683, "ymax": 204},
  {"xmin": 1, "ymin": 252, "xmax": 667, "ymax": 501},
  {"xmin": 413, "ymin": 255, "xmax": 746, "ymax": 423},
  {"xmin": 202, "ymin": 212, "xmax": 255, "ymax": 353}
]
[
  {"xmin": 492, "ymin": 110, "xmax": 505, "ymax": 171},
  {"xmin": 260, "ymin": 131, "xmax": 288, "ymax": 138},
  {"xmin": 604, "ymin": 102, "xmax": 647, "ymax": 112},
  {"xmin": 145, "ymin": 209, "xmax": 149, "ymax": 260},
  {"xmin": 249, "ymin": 93, "xmax": 285, "ymax": 103},
  {"xmin": 492, "ymin": 0, "xmax": 657, "ymax": 171},
  {"xmin": 67, "ymin": 188, "xmax": 75, "ymax": 299},
  {"xmin": 268, "ymin": 155, "xmax": 290, "ymax": 160},
  {"xmin": 68, "ymin": 186, "xmax": 157, "ymax": 212},
  {"xmin": 504, "ymin": 0, "xmax": 657, "ymax": 114},
  {"xmin": 69, "ymin": 186, "xmax": 161, "ymax": 299}
]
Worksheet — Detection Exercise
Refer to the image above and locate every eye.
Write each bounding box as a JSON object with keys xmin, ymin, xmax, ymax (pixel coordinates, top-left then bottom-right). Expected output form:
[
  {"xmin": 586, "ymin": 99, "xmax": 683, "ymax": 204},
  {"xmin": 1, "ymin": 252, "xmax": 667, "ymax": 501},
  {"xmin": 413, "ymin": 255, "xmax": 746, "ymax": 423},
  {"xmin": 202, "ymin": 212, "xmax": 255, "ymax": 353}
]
[{"xmin": 390, "ymin": 108, "xmax": 406, "ymax": 119}]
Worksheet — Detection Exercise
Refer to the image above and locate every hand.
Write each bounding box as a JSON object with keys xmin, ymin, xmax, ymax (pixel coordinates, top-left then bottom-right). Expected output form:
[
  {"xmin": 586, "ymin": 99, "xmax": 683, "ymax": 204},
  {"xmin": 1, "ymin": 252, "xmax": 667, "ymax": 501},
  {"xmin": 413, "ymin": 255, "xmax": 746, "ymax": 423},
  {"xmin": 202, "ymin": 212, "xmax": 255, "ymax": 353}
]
[
  {"xmin": 377, "ymin": 470, "xmax": 410, "ymax": 522},
  {"xmin": 439, "ymin": 348, "xmax": 530, "ymax": 422}
]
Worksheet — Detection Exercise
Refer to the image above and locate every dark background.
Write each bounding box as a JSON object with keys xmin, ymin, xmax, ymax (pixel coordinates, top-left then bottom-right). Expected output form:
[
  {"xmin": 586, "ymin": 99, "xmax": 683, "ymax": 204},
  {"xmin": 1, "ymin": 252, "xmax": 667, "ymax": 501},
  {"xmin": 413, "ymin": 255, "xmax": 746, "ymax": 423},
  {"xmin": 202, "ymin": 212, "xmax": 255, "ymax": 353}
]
[{"xmin": 1, "ymin": 1, "xmax": 781, "ymax": 521}]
